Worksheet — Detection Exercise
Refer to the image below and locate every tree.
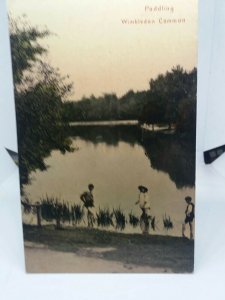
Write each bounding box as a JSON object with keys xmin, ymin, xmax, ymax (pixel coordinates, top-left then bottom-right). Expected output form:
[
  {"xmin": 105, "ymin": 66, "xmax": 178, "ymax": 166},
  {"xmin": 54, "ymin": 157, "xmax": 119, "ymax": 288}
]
[
  {"xmin": 10, "ymin": 17, "xmax": 73, "ymax": 187},
  {"xmin": 139, "ymin": 92, "xmax": 165, "ymax": 130},
  {"xmin": 139, "ymin": 66, "xmax": 197, "ymax": 134},
  {"xmin": 176, "ymin": 68, "xmax": 197, "ymax": 136},
  {"xmin": 163, "ymin": 66, "xmax": 189, "ymax": 129}
]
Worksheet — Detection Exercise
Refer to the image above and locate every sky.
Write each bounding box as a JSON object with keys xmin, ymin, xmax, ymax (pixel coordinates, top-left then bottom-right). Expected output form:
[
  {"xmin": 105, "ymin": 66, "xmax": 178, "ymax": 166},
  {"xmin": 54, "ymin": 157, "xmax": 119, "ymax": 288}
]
[{"xmin": 8, "ymin": 0, "xmax": 198, "ymax": 100}]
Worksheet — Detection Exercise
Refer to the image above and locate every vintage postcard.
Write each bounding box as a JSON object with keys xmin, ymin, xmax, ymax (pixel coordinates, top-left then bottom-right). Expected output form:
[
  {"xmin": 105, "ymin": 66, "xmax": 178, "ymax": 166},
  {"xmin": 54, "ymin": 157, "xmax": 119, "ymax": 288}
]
[{"xmin": 8, "ymin": 0, "xmax": 197, "ymax": 273}]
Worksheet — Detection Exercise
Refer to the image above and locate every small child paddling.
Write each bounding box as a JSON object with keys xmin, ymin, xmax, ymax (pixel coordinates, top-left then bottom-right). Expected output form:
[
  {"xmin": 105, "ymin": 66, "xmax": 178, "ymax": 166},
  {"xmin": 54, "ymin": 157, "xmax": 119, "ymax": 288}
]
[{"xmin": 182, "ymin": 196, "xmax": 195, "ymax": 239}]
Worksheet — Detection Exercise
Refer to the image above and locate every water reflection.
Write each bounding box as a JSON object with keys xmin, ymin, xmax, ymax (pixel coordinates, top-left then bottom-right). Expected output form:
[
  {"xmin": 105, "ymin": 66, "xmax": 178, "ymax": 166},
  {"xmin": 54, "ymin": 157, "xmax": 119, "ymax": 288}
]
[
  {"xmin": 68, "ymin": 125, "xmax": 140, "ymax": 147},
  {"xmin": 141, "ymin": 133, "xmax": 195, "ymax": 189},
  {"xmin": 69, "ymin": 125, "xmax": 195, "ymax": 189}
]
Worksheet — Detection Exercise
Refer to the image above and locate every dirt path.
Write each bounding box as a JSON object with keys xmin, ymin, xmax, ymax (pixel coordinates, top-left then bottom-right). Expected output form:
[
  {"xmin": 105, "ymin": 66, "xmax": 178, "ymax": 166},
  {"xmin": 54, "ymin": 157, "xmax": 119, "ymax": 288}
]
[
  {"xmin": 23, "ymin": 225, "xmax": 194, "ymax": 273},
  {"xmin": 25, "ymin": 242, "xmax": 170, "ymax": 273}
]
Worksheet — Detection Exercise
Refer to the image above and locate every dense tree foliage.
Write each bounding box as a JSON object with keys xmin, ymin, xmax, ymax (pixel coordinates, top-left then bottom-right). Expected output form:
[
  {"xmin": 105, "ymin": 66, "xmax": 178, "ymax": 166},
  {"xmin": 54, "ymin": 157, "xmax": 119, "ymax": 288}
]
[
  {"xmin": 140, "ymin": 66, "xmax": 197, "ymax": 136},
  {"xmin": 10, "ymin": 18, "xmax": 73, "ymax": 186},
  {"xmin": 63, "ymin": 90, "xmax": 147, "ymax": 122},
  {"xmin": 64, "ymin": 66, "xmax": 197, "ymax": 138}
]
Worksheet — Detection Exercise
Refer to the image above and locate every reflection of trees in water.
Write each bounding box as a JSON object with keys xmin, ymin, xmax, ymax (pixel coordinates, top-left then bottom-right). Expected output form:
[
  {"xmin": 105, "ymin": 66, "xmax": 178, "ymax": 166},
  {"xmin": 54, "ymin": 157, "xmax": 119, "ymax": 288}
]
[
  {"xmin": 69, "ymin": 125, "xmax": 195, "ymax": 189},
  {"xmin": 68, "ymin": 125, "xmax": 141, "ymax": 147},
  {"xmin": 141, "ymin": 133, "xmax": 195, "ymax": 189}
]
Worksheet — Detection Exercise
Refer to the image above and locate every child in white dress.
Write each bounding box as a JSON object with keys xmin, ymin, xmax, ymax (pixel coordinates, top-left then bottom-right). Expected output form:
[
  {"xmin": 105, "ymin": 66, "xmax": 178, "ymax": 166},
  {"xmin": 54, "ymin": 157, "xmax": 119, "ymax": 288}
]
[
  {"xmin": 136, "ymin": 185, "xmax": 151, "ymax": 234},
  {"xmin": 135, "ymin": 185, "xmax": 150, "ymax": 215}
]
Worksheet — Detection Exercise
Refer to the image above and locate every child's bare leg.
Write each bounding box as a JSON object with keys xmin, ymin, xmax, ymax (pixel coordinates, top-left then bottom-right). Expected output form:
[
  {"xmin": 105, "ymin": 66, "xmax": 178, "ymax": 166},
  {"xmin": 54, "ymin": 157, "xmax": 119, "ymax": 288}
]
[
  {"xmin": 182, "ymin": 223, "xmax": 186, "ymax": 237},
  {"xmin": 87, "ymin": 209, "xmax": 92, "ymax": 227},
  {"xmin": 87, "ymin": 208, "xmax": 95, "ymax": 227},
  {"xmin": 189, "ymin": 222, "xmax": 193, "ymax": 239}
]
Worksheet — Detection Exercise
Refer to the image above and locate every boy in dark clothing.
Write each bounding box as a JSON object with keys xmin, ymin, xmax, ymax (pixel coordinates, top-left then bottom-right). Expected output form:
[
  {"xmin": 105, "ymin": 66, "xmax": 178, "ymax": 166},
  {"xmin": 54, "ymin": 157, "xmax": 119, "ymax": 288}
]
[
  {"xmin": 182, "ymin": 196, "xmax": 195, "ymax": 239},
  {"xmin": 80, "ymin": 184, "xmax": 95, "ymax": 227},
  {"xmin": 80, "ymin": 184, "xmax": 94, "ymax": 208}
]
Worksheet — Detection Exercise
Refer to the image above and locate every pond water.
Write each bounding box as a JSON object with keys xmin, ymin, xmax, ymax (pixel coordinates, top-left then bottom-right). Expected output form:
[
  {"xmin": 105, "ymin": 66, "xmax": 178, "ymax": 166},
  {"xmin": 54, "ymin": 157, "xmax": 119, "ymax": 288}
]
[{"xmin": 24, "ymin": 124, "xmax": 195, "ymax": 237}]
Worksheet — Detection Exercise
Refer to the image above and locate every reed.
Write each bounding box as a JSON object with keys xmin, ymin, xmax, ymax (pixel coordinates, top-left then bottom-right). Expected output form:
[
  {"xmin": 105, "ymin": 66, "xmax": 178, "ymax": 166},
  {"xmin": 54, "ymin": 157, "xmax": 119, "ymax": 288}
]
[
  {"xmin": 40, "ymin": 196, "xmax": 65, "ymax": 229},
  {"xmin": 29, "ymin": 196, "xmax": 176, "ymax": 234},
  {"xmin": 129, "ymin": 212, "xmax": 139, "ymax": 228},
  {"xmin": 22, "ymin": 198, "xmax": 33, "ymax": 214},
  {"xmin": 96, "ymin": 208, "xmax": 114, "ymax": 228},
  {"xmin": 71, "ymin": 204, "xmax": 84, "ymax": 226},
  {"xmin": 62, "ymin": 202, "xmax": 71, "ymax": 224},
  {"xmin": 163, "ymin": 214, "xmax": 173, "ymax": 230},
  {"xmin": 113, "ymin": 208, "xmax": 126, "ymax": 231}
]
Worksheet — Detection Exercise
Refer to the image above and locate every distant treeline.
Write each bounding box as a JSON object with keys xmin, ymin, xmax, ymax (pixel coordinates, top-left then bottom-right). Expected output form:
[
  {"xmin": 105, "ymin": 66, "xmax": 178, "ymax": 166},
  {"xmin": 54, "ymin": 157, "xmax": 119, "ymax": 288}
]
[
  {"xmin": 64, "ymin": 90, "xmax": 147, "ymax": 121},
  {"xmin": 63, "ymin": 66, "xmax": 197, "ymax": 135}
]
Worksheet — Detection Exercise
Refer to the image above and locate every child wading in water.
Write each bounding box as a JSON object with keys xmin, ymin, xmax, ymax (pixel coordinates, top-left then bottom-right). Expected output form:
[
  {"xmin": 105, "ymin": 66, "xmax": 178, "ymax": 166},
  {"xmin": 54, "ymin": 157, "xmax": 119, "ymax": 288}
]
[
  {"xmin": 182, "ymin": 196, "xmax": 195, "ymax": 239},
  {"xmin": 80, "ymin": 184, "xmax": 95, "ymax": 227},
  {"xmin": 135, "ymin": 185, "xmax": 151, "ymax": 234}
]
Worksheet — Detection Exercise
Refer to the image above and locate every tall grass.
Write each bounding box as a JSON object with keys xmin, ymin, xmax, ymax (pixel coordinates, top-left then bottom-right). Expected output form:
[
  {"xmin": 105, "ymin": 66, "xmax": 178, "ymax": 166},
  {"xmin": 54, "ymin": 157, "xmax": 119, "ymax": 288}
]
[
  {"xmin": 113, "ymin": 208, "xmax": 126, "ymax": 231},
  {"xmin": 96, "ymin": 208, "xmax": 113, "ymax": 228},
  {"xmin": 129, "ymin": 212, "xmax": 139, "ymax": 228},
  {"xmin": 163, "ymin": 214, "xmax": 173, "ymax": 231},
  {"xmin": 71, "ymin": 204, "xmax": 84, "ymax": 226},
  {"xmin": 26, "ymin": 196, "xmax": 176, "ymax": 234},
  {"xmin": 62, "ymin": 202, "xmax": 71, "ymax": 224},
  {"xmin": 22, "ymin": 198, "xmax": 33, "ymax": 214},
  {"xmin": 41, "ymin": 196, "xmax": 66, "ymax": 229}
]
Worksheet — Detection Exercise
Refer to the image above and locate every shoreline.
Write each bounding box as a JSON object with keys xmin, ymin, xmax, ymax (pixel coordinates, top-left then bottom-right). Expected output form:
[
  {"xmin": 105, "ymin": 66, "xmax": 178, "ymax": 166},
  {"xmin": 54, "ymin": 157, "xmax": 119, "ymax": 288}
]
[{"xmin": 69, "ymin": 120, "xmax": 138, "ymax": 126}]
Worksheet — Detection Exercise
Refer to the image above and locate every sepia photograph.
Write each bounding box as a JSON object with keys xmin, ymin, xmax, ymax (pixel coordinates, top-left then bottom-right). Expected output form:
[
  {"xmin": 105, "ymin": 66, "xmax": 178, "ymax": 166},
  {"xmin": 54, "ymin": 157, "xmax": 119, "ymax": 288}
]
[{"xmin": 8, "ymin": 0, "xmax": 197, "ymax": 273}]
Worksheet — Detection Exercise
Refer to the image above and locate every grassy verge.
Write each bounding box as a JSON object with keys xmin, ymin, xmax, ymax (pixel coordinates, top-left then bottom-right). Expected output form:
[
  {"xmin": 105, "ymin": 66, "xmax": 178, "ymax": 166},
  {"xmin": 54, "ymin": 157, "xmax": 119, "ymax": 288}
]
[{"xmin": 23, "ymin": 224, "xmax": 194, "ymax": 273}]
